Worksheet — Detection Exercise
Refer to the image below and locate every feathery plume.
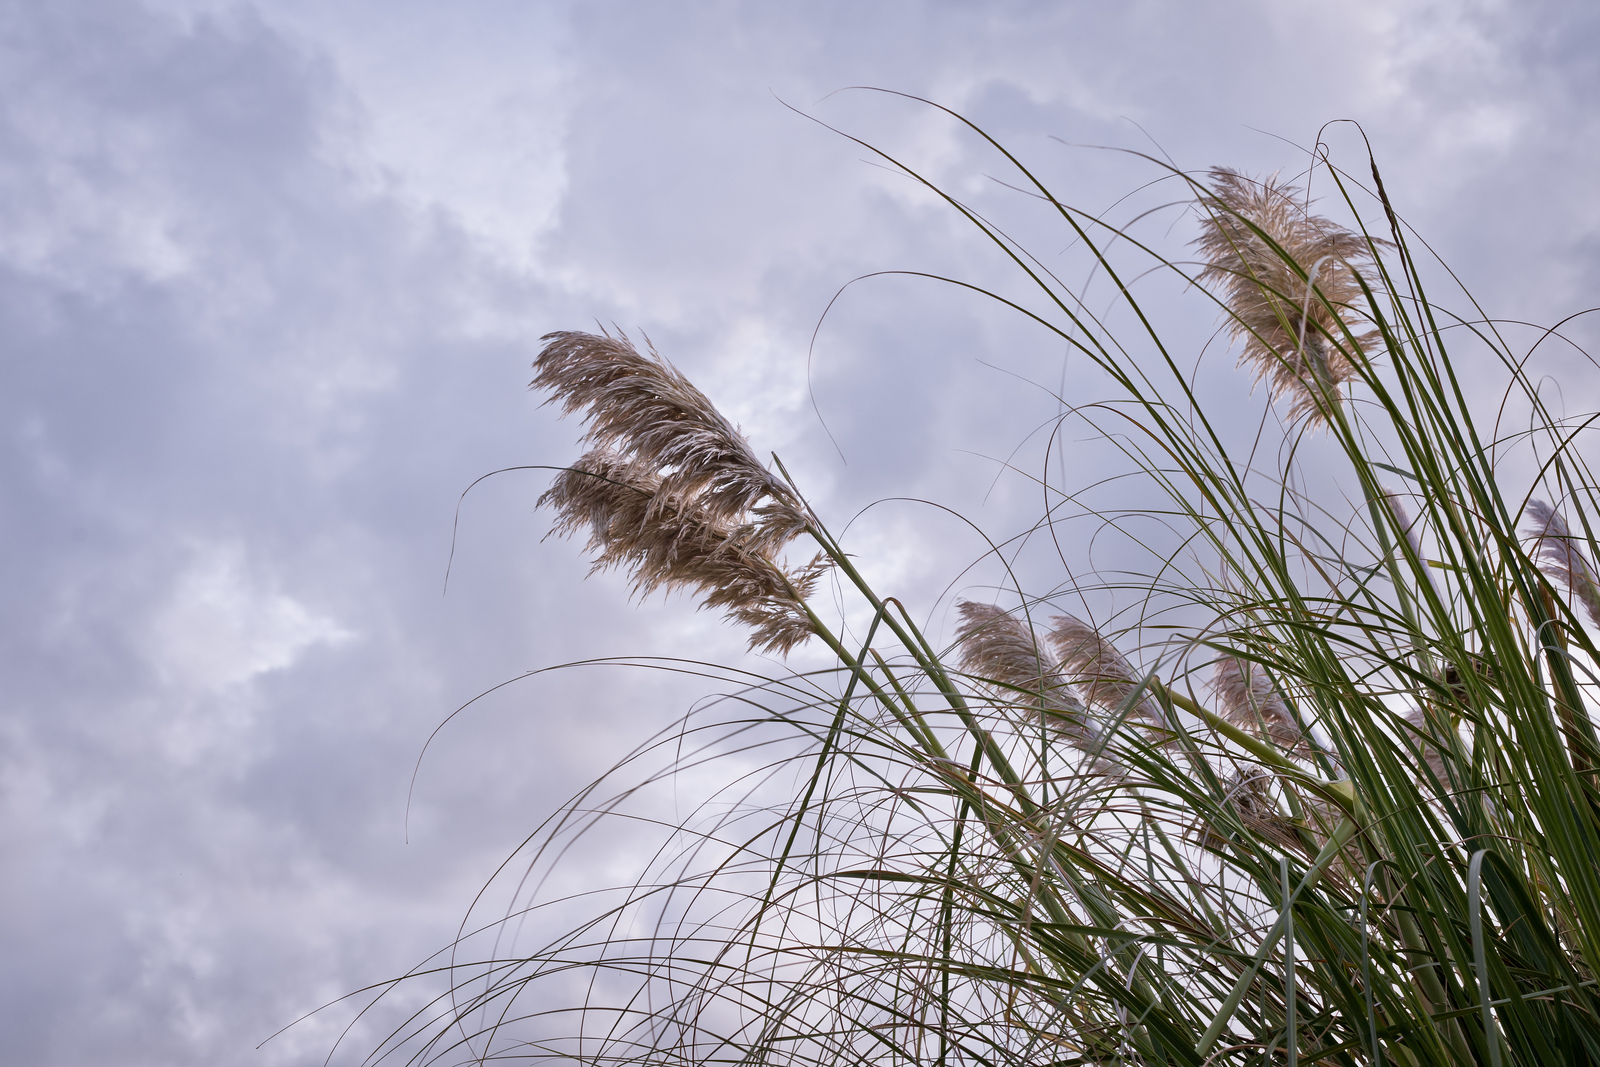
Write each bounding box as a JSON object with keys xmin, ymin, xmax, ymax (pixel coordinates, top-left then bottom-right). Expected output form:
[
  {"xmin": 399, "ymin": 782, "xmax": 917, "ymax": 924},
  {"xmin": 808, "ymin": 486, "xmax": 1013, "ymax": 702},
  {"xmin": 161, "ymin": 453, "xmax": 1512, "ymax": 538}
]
[
  {"xmin": 1195, "ymin": 168, "xmax": 1382, "ymax": 424},
  {"xmin": 1199, "ymin": 769, "xmax": 1306, "ymax": 856},
  {"xmin": 1403, "ymin": 705, "xmax": 1452, "ymax": 787},
  {"xmin": 1523, "ymin": 499, "xmax": 1600, "ymax": 628},
  {"xmin": 1212, "ymin": 654, "xmax": 1308, "ymax": 756},
  {"xmin": 539, "ymin": 450, "xmax": 820, "ymax": 655},
  {"xmin": 1046, "ymin": 615, "xmax": 1167, "ymax": 740},
  {"xmin": 531, "ymin": 330, "xmax": 827, "ymax": 654},
  {"xmin": 954, "ymin": 602, "xmax": 1111, "ymax": 765},
  {"xmin": 1380, "ymin": 487, "xmax": 1427, "ymax": 563},
  {"xmin": 534, "ymin": 330, "xmax": 809, "ymax": 555}
]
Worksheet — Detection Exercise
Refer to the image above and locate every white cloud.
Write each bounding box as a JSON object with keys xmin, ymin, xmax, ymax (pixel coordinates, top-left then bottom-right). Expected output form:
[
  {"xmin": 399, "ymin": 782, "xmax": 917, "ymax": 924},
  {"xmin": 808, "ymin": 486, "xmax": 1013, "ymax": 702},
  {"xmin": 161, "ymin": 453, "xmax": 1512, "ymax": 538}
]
[{"xmin": 146, "ymin": 540, "xmax": 352, "ymax": 693}]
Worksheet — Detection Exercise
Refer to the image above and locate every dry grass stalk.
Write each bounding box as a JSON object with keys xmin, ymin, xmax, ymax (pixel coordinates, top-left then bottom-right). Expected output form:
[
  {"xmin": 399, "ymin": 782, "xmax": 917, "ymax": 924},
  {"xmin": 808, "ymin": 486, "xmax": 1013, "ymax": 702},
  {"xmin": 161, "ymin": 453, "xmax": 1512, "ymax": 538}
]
[
  {"xmin": 1211, "ymin": 654, "xmax": 1308, "ymax": 756},
  {"xmin": 533, "ymin": 330, "xmax": 826, "ymax": 654},
  {"xmin": 1523, "ymin": 498, "xmax": 1600, "ymax": 628},
  {"xmin": 1195, "ymin": 168, "xmax": 1382, "ymax": 424},
  {"xmin": 1045, "ymin": 615, "xmax": 1168, "ymax": 742},
  {"xmin": 954, "ymin": 602, "xmax": 1112, "ymax": 768}
]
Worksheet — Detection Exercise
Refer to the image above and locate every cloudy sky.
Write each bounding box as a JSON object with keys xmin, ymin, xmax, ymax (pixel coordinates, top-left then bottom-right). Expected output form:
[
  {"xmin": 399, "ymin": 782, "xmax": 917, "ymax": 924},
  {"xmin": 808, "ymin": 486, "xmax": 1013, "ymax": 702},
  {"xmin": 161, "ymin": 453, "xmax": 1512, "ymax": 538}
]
[{"xmin": 2, "ymin": 1, "xmax": 1597, "ymax": 1063}]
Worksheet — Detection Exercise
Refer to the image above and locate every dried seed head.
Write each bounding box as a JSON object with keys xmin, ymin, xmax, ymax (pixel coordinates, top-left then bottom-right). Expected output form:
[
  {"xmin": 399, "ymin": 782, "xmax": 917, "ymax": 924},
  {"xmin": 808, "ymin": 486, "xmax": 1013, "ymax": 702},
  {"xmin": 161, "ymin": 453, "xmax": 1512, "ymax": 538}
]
[
  {"xmin": 954, "ymin": 602, "xmax": 1052, "ymax": 692},
  {"xmin": 539, "ymin": 449, "xmax": 818, "ymax": 655},
  {"xmin": 1380, "ymin": 487, "xmax": 1427, "ymax": 562},
  {"xmin": 534, "ymin": 330, "xmax": 809, "ymax": 553},
  {"xmin": 1212, "ymin": 655, "xmax": 1307, "ymax": 756},
  {"xmin": 531, "ymin": 331, "xmax": 829, "ymax": 655},
  {"xmin": 1196, "ymin": 168, "xmax": 1382, "ymax": 424},
  {"xmin": 1197, "ymin": 769, "xmax": 1306, "ymax": 856},
  {"xmin": 954, "ymin": 602, "xmax": 1111, "ymax": 765},
  {"xmin": 1046, "ymin": 615, "xmax": 1167, "ymax": 740},
  {"xmin": 1523, "ymin": 499, "xmax": 1600, "ymax": 628},
  {"xmin": 1403, "ymin": 705, "xmax": 1452, "ymax": 788}
]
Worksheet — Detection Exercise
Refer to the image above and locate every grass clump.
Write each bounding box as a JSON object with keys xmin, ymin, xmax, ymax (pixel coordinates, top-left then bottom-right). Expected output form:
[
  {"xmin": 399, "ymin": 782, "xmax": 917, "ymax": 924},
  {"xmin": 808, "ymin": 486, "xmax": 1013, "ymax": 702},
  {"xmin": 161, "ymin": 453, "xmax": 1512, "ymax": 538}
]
[{"xmin": 368, "ymin": 109, "xmax": 1600, "ymax": 1067}]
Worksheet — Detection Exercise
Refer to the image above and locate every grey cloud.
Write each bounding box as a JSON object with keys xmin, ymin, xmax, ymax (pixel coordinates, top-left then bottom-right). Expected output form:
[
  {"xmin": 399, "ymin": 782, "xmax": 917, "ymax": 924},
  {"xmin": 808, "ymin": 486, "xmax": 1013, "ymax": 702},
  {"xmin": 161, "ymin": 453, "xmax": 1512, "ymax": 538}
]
[{"xmin": 0, "ymin": 4, "xmax": 597, "ymax": 1064}]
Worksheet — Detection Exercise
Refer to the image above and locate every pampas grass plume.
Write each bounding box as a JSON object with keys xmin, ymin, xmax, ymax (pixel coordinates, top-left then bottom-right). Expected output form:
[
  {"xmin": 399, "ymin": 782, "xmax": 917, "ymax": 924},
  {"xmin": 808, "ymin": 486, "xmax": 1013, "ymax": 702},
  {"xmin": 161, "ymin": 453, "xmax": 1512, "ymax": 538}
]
[
  {"xmin": 1212, "ymin": 654, "xmax": 1307, "ymax": 756},
  {"xmin": 954, "ymin": 602, "xmax": 1107, "ymax": 760},
  {"xmin": 534, "ymin": 330, "xmax": 810, "ymax": 554},
  {"xmin": 1046, "ymin": 614, "xmax": 1166, "ymax": 738},
  {"xmin": 533, "ymin": 332, "xmax": 824, "ymax": 654},
  {"xmin": 1196, "ymin": 168, "xmax": 1381, "ymax": 424},
  {"xmin": 1523, "ymin": 498, "xmax": 1600, "ymax": 628}
]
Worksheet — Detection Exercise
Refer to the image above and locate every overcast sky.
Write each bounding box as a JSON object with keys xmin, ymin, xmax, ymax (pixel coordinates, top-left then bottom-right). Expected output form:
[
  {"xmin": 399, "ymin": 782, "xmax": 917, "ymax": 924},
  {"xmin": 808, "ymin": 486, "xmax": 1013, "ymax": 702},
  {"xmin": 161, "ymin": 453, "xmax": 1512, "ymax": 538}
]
[{"xmin": 3, "ymin": 2, "xmax": 1597, "ymax": 1064}]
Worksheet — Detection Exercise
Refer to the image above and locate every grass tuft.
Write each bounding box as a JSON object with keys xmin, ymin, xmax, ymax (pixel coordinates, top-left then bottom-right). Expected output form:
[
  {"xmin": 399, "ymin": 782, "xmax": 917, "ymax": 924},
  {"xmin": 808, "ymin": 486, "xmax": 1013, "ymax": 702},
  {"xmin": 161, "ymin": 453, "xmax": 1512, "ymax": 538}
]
[{"xmin": 363, "ymin": 110, "xmax": 1600, "ymax": 1067}]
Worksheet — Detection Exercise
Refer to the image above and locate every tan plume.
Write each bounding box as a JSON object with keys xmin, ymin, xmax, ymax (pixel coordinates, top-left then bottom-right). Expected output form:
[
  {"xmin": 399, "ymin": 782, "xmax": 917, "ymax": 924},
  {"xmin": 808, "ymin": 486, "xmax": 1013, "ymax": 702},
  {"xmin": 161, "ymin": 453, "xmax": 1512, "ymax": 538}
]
[
  {"xmin": 1198, "ymin": 769, "xmax": 1307, "ymax": 857},
  {"xmin": 1380, "ymin": 487, "xmax": 1427, "ymax": 562},
  {"xmin": 532, "ymin": 330, "xmax": 825, "ymax": 654},
  {"xmin": 539, "ymin": 450, "xmax": 820, "ymax": 655},
  {"xmin": 1196, "ymin": 168, "xmax": 1382, "ymax": 424},
  {"xmin": 954, "ymin": 602, "xmax": 1111, "ymax": 766},
  {"xmin": 534, "ymin": 330, "xmax": 809, "ymax": 556},
  {"xmin": 1045, "ymin": 615, "xmax": 1167, "ymax": 741},
  {"xmin": 1523, "ymin": 499, "xmax": 1600, "ymax": 628},
  {"xmin": 1212, "ymin": 655, "xmax": 1308, "ymax": 756},
  {"xmin": 1402, "ymin": 705, "xmax": 1452, "ymax": 788}
]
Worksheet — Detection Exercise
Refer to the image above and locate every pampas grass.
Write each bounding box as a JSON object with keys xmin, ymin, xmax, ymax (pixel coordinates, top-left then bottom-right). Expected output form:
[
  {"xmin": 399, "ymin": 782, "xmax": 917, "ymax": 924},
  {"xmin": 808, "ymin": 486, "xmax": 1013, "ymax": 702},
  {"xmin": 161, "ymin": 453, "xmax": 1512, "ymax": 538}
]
[
  {"xmin": 1212, "ymin": 655, "xmax": 1308, "ymax": 758},
  {"xmin": 954, "ymin": 601, "xmax": 1111, "ymax": 767},
  {"xmin": 1195, "ymin": 168, "xmax": 1382, "ymax": 424},
  {"xmin": 1045, "ymin": 613, "xmax": 1170, "ymax": 743},
  {"xmin": 534, "ymin": 331, "xmax": 825, "ymax": 654},
  {"xmin": 533, "ymin": 330, "xmax": 809, "ymax": 549},
  {"xmin": 1523, "ymin": 498, "xmax": 1600, "ymax": 629},
  {"xmin": 359, "ymin": 106, "xmax": 1600, "ymax": 1067}
]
